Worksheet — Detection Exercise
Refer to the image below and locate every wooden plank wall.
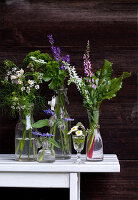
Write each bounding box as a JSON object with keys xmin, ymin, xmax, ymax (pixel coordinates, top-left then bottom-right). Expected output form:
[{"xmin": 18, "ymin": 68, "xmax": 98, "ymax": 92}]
[{"xmin": 0, "ymin": 0, "xmax": 138, "ymax": 199}]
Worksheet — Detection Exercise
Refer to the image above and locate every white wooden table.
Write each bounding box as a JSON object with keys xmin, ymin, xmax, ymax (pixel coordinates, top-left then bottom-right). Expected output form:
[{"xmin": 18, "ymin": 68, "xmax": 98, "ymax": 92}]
[{"xmin": 0, "ymin": 154, "xmax": 120, "ymax": 200}]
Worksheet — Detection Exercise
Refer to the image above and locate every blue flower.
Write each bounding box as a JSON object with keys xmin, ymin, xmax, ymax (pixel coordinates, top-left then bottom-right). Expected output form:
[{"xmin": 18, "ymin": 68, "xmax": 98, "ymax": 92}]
[
  {"xmin": 31, "ymin": 131, "xmax": 42, "ymax": 136},
  {"xmin": 64, "ymin": 118, "xmax": 75, "ymax": 121},
  {"xmin": 42, "ymin": 133, "xmax": 54, "ymax": 138},
  {"xmin": 32, "ymin": 131, "xmax": 54, "ymax": 138},
  {"xmin": 43, "ymin": 109, "xmax": 54, "ymax": 115}
]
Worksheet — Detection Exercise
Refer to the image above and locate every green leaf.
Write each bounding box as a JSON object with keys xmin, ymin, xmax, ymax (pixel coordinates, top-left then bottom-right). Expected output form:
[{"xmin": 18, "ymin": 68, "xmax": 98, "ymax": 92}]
[
  {"xmin": 48, "ymin": 138, "xmax": 60, "ymax": 148},
  {"xmin": 121, "ymin": 72, "xmax": 131, "ymax": 79},
  {"xmin": 32, "ymin": 119, "xmax": 49, "ymax": 128},
  {"xmin": 48, "ymin": 80, "xmax": 57, "ymax": 90},
  {"xmin": 101, "ymin": 72, "xmax": 131, "ymax": 101},
  {"xmin": 100, "ymin": 59, "xmax": 113, "ymax": 79},
  {"xmin": 43, "ymin": 76, "xmax": 52, "ymax": 82}
]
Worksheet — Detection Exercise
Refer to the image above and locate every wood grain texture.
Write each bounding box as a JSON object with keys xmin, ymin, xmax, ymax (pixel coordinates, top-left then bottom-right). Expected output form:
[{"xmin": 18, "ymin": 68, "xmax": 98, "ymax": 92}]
[{"xmin": 0, "ymin": 0, "xmax": 138, "ymax": 199}]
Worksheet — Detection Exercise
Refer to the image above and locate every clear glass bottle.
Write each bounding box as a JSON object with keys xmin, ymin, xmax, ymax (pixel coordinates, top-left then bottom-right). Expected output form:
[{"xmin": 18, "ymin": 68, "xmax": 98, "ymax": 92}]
[
  {"xmin": 37, "ymin": 139, "xmax": 55, "ymax": 163},
  {"xmin": 86, "ymin": 109, "xmax": 103, "ymax": 161},
  {"xmin": 15, "ymin": 104, "xmax": 36, "ymax": 161},
  {"xmin": 49, "ymin": 88, "xmax": 71, "ymax": 159}
]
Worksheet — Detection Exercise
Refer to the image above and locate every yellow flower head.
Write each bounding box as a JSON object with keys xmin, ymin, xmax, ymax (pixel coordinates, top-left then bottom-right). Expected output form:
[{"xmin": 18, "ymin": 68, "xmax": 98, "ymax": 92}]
[
  {"xmin": 76, "ymin": 130, "xmax": 83, "ymax": 136},
  {"xmin": 71, "ymin": 126, "xmax": 78, "ymax": 132}
]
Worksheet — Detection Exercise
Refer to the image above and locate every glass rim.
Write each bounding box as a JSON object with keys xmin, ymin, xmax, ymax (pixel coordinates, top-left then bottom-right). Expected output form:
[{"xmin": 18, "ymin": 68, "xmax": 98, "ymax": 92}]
[{"xmin": 72, "ymin": 134, "xmax": 85, "ymax": 138}]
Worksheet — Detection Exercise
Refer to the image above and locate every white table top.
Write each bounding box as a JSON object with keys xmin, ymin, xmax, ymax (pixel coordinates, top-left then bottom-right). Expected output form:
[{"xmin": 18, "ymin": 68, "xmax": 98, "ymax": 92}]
[{"xmin": 0, "ymin": 154, "xmax": 120, "ymax": 173}]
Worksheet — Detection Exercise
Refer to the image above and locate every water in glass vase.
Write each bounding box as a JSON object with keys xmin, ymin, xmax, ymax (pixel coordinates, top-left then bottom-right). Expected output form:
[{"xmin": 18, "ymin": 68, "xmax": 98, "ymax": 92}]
[
  {"xmin": 49, "ymin": 88, "xmax": 71, "ymax": 159},
  {"xmin": 15, "ymin": 104, "xmax": 37, "ymax": 161},
  {"xmin": 15, "ymin": 138, "xmax": 36, "ymax": 161}
]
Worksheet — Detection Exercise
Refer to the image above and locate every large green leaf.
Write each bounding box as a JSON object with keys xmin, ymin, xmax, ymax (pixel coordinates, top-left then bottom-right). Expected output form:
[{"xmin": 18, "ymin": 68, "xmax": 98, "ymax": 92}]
[
  {"xmin": 101, "ymin": 72, "xmax": 131, "ymax": 101},
  {"xmin": 32, "ymin": 119, "xmax": 49, "ymax": 128},
  {"xmin": 100, "ymin": 59, "xmax": 113, "ymax": 79}
]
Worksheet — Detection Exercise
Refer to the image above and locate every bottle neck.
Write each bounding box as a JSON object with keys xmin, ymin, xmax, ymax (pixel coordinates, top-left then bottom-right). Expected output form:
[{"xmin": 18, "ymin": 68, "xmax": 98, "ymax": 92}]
[
  {"xmin": 54, "ymin": 88, "xmax": 69, "ymax": 118},
  {"xmin": 88, "ymin": 109, "xmax": 99, "ymax": 129},
  {"xmin": 19, "ymin": 104, "xmax": 34, "ymax": 123},
  {"xmin": 42, "ymin": 139, "xmax": 51, "ymax": 150}
]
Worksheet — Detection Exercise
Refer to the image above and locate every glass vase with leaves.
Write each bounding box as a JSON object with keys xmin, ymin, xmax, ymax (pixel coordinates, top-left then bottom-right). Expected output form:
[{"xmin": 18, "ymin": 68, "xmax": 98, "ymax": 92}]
[
  {"xmin": 26, "ymin": 34, "xmax": 72, "ymax": 159},
  {"xmin": 64, "ymin": 40, "xmax": 131, "ymax": 161},
  {"xmin": 31, "ymin": 130, "xmax": 60, "ymax": 163}
]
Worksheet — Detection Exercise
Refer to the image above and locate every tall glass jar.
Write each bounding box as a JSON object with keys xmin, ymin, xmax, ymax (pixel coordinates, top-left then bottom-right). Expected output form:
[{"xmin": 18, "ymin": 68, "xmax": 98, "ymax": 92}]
[
  {"xmin": 15, "ymin": 104, "xmax": 37, "ymax": 161},
  {"xmin": 86, "ymin": 109, "xmax": 103, "ymax": 161},
  {"xmin": 49, "ymin": 88, "xmax": 71, "ymax": 159}
]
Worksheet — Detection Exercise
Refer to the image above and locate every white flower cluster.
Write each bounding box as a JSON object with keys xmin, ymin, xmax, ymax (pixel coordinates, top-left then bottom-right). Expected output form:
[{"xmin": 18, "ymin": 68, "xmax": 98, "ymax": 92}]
[
  {"xmin": 30, "ymin": 56, "xmax": 47, "ymax": 64},
  {"xmin": 5, "ymin": 68, "xmax": 24, "ymax": 84},
  {"xmin": 63, "ymin": 62, "xmax": 90, "ymax": 104},
  {"xmin": 63, "ymin": 62, "xmax": 82, "ymax": 92},
  {"xmin": 5, "ymin": 67, "xmax": 42, "ymax": 94},
  {"xmin": 21, "ymin": 79, "xmax": 40, "ymax": 94}
]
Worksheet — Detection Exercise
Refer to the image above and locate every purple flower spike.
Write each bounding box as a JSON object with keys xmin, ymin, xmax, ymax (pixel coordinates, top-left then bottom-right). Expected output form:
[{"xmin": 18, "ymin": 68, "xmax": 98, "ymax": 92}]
[
  {"xmin": 43, "ymin": 109, "xmax": 54, "ymax": 115},
  {"xmin": 42, "ymin": 133, "xmax": 54, "ymax": 138},
  {"xmin": 47, "ymin": 34, "xmax": 70, "ymax": 69},
  {"xmin": 32, "ymin": 131, "xmax": 54, "ymax": 138},
  {"xmin": 31, "ymin": 131, "xmax": 42, "ymax": 136},
  {"xmin": 47, "ymin": 34, "xmax": 54, "ymax": 45}
]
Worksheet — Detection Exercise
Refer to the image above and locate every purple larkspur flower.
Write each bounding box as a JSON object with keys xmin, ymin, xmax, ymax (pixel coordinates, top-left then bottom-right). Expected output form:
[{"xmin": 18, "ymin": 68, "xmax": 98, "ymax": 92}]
[
  {"xmin": 47, "ymin": 34, "xmax": 54, "ymax": 45},
  {"xmin": 43, "ymin": 109, "xmax": 54, "ymax": 115},
  {"xmin": 31, "ymin": 131, "xmax": 42, "ymax": 136},
  {"xmin": 47, "ymin": 34, "xmax": 70, "ymax": 69},
  {"xmin": 32, "ymin": 131, "xmax": 53, "ymax": 138},
  {"xmin": 42, "ymin": 133, "xmax": 54, "ymax": 138}
]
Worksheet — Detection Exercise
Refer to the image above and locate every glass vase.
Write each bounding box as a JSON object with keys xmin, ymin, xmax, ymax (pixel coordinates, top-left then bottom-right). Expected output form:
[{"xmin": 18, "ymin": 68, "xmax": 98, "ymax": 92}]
[
  {"xmin": 72, "ymin": 135, "xmax": 85, "ymax": 164},
  {"xmin": 86, "ymin": 109, "xmax": 103, "ymax": 161},
  {"xmin": 15, "ymin": 104, "xmax": 37, "ymax": 161},
  {"xmin": 37, "ymin": 139, "xmax": 55, "ymax": 163},
  {"xmin": 49, "ymin": 88, "xmax": 71, "ymax": 159}
]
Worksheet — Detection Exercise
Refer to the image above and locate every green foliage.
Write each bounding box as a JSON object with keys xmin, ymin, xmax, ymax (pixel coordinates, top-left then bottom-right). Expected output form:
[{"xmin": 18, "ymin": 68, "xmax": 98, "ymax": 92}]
[
  {"xmin": 81, "ymin": 59, "xmax": 131, "ymax": 111},
  {"xmin": 24, "ymin": 50, "xmax": 52, "ymax": 69},
  {"xmin": 44, "ymin": 61, "xmax": 68, "ymax": 90},
  {"xmin": 32, "ymin": 119, "xmax": 49, "ymax": 128},
  {"xmin": 48, "ymin": 137, "xmax": 60, "ymax": 148},
  {"xmin": 0, "ymin": 57, "xmax": 45, "ymax": 116},
  {"xmin": 25, "ymin": 51, "xmax": 68, "ymax": 90}
]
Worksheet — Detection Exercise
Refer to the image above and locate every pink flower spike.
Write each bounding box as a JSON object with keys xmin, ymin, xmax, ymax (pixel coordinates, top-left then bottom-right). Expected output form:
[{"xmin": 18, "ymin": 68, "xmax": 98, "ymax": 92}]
[{"xmin": 92, "ymin": 84, "xmax": 96, "ymax": 89}]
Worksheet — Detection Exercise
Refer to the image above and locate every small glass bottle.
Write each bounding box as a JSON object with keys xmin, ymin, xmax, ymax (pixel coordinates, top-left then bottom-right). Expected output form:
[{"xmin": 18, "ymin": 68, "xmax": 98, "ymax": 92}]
[{"xmin": 37, "ymin": 139, "xmax": 55, "ymax": 163}]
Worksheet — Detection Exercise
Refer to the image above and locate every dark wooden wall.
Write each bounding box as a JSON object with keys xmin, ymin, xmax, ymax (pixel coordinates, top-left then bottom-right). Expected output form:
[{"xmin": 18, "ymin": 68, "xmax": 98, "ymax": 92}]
[{"xmin": 0, "ymin": 0, "xmax": 138, "ymax": 199}]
